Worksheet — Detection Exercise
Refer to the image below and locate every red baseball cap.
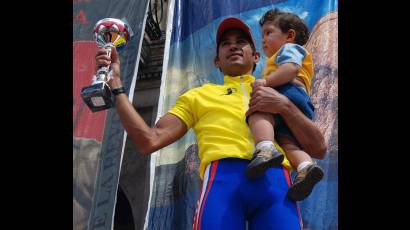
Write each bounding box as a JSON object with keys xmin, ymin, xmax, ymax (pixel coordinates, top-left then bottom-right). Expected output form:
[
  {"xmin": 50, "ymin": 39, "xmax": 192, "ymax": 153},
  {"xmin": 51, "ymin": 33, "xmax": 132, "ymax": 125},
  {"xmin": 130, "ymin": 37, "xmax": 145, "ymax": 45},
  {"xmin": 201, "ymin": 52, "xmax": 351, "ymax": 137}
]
[{"xmin": 216, "ymin": 17, "xmax": 256, "ymax": 50}]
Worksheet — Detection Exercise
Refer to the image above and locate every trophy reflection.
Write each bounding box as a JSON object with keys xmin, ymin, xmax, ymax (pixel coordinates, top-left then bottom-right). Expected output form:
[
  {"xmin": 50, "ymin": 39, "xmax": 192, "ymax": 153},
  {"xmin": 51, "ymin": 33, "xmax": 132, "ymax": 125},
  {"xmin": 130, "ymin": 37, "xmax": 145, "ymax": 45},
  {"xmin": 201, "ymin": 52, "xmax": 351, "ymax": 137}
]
[{"xmin": 81, "ymin": 18, "xmax": 131, "ymax": 112}]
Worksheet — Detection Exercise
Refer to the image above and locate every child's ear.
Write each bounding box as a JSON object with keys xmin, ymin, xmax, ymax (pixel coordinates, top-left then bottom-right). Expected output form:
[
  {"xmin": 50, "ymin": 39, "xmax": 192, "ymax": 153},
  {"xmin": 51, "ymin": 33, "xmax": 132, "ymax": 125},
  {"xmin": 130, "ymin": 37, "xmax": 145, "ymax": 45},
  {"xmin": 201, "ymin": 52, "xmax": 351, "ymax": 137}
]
[{"xmin": 286, "ymin": 29, "xmax": 296, "ymax": 43}]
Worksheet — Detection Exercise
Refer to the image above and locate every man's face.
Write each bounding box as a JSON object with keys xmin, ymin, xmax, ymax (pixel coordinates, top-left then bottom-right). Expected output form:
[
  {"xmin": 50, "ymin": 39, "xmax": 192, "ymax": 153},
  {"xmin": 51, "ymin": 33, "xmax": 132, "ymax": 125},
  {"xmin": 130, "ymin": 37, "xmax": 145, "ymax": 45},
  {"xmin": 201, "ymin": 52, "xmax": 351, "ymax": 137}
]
[
  {"xmin": 261, "ymin": 21, "xmax": 289, "ymax": 58},
  {"xmin": 215, "ymin": 29, "xmax": 259, "ymax": 76}
]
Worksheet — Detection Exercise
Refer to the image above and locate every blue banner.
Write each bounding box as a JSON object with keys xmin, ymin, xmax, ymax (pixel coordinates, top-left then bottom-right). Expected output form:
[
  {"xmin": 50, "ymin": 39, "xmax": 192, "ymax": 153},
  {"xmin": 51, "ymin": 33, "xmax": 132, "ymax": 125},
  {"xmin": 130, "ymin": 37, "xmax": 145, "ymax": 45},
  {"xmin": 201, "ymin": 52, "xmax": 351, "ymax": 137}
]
[{"xmin": 149, "ymin": 0, "xmax": 338, "ymax": 229}]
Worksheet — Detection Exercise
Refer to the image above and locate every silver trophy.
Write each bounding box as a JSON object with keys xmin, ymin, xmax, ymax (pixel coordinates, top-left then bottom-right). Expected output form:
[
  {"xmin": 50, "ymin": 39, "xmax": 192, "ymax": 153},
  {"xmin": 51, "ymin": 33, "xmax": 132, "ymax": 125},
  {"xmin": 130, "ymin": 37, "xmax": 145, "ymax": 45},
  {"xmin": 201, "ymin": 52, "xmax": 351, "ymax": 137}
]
[{"xmin": 81, "ymin": 18, "xmax": 131, "ymax": 112}]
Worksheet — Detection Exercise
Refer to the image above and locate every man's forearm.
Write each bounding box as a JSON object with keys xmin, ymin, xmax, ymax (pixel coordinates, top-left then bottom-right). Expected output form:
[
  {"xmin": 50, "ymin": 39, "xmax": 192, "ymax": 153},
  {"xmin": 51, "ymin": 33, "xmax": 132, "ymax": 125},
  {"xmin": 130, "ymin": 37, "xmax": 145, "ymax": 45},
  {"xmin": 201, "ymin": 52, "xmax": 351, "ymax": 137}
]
[
  {"xmin": 114, "ymin": 94, "xmax": 188, "ymax": 155},
  {"xmin": 280, "ymin": 101, "xmax": 327, "ymax": 159},
  {"xmin": 247, "ymin": 86, "xmax": 326, "ymax": 158},
  {"xmin": 114, "ymin": 94, "xmax": 158, "ymax": 154}
]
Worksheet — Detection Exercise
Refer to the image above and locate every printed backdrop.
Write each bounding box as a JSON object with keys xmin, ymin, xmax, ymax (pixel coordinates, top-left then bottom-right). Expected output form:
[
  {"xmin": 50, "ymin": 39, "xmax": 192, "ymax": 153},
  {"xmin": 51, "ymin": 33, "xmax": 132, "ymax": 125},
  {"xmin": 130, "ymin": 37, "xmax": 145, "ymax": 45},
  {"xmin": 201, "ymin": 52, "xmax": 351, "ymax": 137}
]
[
  {"xmin": 148, "ymin": 0, "xmax": 338, "ymax": 229},
  {"xmin": 73, "ymin": 0, "xmax": 150, "ymax": 229}
]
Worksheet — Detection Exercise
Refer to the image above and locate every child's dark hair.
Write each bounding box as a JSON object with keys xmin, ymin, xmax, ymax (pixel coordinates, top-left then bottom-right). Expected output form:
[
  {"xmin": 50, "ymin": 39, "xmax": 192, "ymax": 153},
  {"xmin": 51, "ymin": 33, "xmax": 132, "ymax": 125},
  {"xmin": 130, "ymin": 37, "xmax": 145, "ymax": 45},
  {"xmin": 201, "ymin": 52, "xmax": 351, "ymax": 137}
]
[{"xmin": 259, "ymin": 8, "xmax": 309, "ymax": 46}]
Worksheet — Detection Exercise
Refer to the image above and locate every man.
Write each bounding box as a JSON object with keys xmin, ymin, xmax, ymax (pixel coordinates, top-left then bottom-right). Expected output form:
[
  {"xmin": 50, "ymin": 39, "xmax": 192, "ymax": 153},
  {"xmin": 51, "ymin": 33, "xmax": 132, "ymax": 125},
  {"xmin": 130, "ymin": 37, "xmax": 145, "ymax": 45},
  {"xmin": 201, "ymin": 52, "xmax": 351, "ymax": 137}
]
[{"xmin": 95, "ymin": 17, "xmax": 326, "ymax": 230}]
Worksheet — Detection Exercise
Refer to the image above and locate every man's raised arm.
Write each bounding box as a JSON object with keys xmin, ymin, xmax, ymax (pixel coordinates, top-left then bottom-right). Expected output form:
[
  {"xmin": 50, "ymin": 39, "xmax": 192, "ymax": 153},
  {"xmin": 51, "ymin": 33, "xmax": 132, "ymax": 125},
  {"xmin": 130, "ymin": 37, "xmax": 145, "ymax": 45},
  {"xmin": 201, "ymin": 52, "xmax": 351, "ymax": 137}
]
[{"xmin": 96, "ymin": 47, "xmax": 188, "ymax": 155}]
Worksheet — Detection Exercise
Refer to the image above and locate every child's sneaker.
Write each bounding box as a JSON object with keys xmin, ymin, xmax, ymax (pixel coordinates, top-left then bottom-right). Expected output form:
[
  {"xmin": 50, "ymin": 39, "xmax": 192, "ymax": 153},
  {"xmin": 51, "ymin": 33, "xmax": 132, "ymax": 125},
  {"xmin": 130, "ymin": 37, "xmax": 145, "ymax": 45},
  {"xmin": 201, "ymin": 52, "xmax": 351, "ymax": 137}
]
[
  {"xmin": 287, "ymin": 163, "xmax": 324, "ymax": 201},
  {"xmin": 246, "ymin": 148, "xmax": 284, "ymax": 179}
]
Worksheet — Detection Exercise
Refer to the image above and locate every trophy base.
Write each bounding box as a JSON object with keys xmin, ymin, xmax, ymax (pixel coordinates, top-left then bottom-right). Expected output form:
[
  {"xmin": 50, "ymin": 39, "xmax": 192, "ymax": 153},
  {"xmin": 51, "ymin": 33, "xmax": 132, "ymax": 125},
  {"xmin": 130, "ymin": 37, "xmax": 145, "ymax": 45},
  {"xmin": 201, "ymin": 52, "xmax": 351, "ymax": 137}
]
[{"xmin": 80, "ymin": 82, "xmax": 114, "ymax": 112}]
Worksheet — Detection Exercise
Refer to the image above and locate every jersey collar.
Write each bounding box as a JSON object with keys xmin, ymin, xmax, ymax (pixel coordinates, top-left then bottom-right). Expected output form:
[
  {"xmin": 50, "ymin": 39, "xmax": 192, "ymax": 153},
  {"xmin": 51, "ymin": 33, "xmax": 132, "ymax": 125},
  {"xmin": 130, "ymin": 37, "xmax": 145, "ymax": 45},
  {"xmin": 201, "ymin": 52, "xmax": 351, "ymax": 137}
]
[{"xmin": 224, "ymin": 74, "xmax": 255, "ymax": 84}]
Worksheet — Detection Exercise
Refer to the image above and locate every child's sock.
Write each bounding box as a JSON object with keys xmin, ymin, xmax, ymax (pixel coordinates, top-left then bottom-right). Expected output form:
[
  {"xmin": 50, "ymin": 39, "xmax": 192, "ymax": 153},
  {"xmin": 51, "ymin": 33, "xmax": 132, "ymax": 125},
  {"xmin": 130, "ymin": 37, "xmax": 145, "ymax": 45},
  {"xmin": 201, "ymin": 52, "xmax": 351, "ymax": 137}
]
[
  {"xmin": 255, "ymin": 141, "xmax": 276, "ymax": 151},
  {"xmin": 297, "ymin": 161, "xmax": 313, "ymax": 172}
]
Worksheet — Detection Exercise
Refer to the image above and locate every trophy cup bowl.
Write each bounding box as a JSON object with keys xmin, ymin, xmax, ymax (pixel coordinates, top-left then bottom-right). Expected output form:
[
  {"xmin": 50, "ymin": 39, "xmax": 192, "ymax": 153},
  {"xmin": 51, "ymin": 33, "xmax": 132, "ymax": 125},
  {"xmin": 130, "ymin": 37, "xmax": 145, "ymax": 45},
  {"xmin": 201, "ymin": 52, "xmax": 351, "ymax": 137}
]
[{"xmin": 80, "ymin": 18, "xmax": 131, "ymax": 112}]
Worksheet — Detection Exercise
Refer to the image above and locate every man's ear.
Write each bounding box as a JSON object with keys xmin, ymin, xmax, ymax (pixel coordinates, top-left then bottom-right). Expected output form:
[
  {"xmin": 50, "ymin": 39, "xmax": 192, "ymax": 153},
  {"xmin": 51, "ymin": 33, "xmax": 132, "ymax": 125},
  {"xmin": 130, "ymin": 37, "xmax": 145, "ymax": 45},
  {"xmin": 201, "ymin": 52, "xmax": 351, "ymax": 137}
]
[
  {"xmin": 286, "ymin": 29, "xmax": 296, "ymax": 43},
  {"xmin": 214, "ymin": 56, "xmax": 220, "ymax": 68},
  {"xmin": 214, "ymin": 56, "xmax": 223, "ymax": 72},
  {"xmin": 253, "ymin": 51, "xmax": 260, "ymax": 64}
]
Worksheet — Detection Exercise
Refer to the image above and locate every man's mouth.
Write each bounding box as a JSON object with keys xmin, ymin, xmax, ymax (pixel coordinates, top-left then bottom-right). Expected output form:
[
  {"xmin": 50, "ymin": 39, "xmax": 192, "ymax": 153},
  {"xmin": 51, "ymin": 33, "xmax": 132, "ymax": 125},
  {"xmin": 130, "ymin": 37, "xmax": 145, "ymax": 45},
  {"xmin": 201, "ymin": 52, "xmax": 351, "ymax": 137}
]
[{"xmin": 227, "ymin": 53, "xmax": 243, "ymax": 59}]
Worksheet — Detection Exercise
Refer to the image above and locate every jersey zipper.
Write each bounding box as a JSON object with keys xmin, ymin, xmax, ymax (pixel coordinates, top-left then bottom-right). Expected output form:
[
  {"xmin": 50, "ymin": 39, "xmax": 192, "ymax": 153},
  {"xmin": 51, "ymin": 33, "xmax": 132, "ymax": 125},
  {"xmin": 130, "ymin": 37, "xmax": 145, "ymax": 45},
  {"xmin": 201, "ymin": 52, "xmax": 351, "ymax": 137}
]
[{"xmin": 239, "ymin": 75, "xmax": 254, "ymax": 154}]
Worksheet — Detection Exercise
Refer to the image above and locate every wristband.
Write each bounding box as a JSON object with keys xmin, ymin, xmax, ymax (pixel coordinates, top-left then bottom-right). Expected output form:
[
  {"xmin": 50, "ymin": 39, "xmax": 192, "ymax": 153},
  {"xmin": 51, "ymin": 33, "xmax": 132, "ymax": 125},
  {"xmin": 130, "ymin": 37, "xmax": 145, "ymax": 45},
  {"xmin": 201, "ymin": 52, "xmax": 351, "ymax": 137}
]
[{"xmin": 112, "ymin": 86, "xmax": 126, "ymax": 96}]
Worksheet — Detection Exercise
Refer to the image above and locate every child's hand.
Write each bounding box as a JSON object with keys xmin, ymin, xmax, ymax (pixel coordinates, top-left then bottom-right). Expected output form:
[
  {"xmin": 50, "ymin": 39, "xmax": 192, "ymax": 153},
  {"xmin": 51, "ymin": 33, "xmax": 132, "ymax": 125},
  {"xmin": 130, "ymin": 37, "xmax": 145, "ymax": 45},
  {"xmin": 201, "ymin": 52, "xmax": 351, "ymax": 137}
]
[{"xmin": 252, "ymin": 79, "xmax": 266, "ymax": 90}]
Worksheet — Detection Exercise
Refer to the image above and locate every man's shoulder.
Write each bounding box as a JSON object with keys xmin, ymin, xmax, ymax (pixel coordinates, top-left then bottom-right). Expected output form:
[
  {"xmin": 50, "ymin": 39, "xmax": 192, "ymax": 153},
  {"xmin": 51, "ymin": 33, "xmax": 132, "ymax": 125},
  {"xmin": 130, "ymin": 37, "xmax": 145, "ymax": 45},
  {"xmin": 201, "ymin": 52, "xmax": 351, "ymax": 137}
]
[
  {"xmin": 179, "ymin": 82, "xmax": 221, "ymax": 97},
  {"xmin": 190, "ymin": 82, "xmax": 221, "ymax": 91}
]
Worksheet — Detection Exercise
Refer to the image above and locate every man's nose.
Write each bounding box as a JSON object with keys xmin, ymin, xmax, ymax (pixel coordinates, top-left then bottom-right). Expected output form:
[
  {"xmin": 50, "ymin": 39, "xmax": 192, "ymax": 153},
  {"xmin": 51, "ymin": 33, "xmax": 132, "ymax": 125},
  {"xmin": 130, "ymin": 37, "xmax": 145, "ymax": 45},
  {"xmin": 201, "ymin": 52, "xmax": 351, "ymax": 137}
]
[{"xmin": 229, "ymin": 42, "xmax": 240, "ymax": 50}]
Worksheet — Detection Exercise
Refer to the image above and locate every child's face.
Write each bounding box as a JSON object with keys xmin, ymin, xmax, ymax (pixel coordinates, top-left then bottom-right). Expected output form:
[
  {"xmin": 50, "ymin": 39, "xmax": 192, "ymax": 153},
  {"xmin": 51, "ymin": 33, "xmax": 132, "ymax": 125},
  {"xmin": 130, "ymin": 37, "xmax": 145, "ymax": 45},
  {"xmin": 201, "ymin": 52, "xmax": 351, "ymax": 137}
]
[{"xmin": 261, "ymin": 21, "xmax": 289, "ymax": 58}]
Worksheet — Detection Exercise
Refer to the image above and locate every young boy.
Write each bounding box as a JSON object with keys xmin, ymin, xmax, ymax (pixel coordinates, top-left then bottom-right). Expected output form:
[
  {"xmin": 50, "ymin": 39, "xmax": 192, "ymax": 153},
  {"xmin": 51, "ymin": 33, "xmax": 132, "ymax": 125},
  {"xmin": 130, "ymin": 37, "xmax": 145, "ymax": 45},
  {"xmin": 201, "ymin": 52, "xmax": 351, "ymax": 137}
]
[{"xmin": 246, "ymin": 8, "xmax": 324, "ymax": 201}]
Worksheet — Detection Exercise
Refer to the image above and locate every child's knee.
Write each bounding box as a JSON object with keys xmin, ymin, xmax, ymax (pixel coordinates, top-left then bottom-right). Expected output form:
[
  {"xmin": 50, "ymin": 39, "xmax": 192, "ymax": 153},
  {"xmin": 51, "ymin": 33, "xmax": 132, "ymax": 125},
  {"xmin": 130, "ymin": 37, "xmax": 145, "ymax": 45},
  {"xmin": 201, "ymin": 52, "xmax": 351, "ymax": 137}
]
[{"xmin": 248, "ymin": 112, "xmax": 274, "ymax": 125}]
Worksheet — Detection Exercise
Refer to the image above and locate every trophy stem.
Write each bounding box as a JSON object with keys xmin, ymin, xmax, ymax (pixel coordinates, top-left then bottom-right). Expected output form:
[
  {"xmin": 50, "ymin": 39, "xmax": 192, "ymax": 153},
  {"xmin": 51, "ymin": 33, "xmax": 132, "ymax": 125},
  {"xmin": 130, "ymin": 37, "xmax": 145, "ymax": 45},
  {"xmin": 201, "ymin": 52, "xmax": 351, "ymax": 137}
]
[
  {"xmin": 103, "ymin": 43, "xmax": 113, "ymax": 58},
  {"xmin": 95, "ymin": 43, "xmax": 114, "ymax": 83}
]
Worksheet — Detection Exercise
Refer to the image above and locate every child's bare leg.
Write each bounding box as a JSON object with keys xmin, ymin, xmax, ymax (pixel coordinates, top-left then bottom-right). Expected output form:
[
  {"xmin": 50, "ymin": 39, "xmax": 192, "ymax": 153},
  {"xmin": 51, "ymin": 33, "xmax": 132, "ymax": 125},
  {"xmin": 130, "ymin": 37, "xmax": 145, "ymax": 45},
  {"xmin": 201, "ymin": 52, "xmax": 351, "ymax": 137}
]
[
  {"xmin": 248, "ymin": 112, "xmax": 275, "ymax": 144},
  {"xmin": 277, "ymin": 136, "xmax": 313, "ymax": 169},
  {"xmin": 278, "ymin": 136, "xmax": 324, "ymax": 201},
  {"xmin": 246, "ymin": 112, "xmax": 284, "ymax": 178}
]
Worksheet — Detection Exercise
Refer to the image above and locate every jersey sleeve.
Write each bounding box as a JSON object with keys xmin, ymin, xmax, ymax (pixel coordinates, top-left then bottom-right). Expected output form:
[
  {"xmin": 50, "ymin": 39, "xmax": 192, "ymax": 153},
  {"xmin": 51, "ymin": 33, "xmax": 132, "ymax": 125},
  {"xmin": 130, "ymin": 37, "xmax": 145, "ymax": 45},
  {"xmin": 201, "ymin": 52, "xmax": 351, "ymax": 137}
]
[
  {"xmin": 167, "ymin": 90, "xmax": 195, "ymax": 129},
  {"xmin": 274, "ymin": 43, "xmax": 307, "ymax": 66}
]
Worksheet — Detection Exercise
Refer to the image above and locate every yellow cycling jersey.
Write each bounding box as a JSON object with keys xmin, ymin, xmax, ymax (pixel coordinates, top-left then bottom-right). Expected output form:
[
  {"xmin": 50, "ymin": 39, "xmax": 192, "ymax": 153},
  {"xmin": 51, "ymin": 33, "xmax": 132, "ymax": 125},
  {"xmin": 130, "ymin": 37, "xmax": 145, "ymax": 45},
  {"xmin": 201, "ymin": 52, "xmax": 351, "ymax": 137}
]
[{"xmin": 168, "ymin": 74, "xmax": 292, "ymax": 179}]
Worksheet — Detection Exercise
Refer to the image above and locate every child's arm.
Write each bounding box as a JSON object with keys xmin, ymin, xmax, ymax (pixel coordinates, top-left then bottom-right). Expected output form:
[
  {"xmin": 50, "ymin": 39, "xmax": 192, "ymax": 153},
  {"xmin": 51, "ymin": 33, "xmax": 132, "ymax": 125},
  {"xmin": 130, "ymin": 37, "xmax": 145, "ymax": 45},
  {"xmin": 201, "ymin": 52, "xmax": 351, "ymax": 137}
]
[
  {"xmin": 258, "ymin": 43, "xmax": 308, "ymax": 88},
  {"xmin": 264, "ymin": 62, "xmax": 300, "ymax": 87}
]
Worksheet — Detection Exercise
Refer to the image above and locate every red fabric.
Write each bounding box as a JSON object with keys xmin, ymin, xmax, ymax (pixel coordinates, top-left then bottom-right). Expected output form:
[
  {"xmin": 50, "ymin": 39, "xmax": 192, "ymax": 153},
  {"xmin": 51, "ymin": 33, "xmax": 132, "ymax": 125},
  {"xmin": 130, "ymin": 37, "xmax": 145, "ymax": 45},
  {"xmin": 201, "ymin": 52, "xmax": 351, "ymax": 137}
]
[
  {"xmin": 283, "ymin": 166, "xmax": 292, "ymax": 187},
  {"xmin": 216, "ymin": 17, "xmax": 256, "ymax": 48},
  {"xmin": 197, "ymin": 161, "xmax": 218, "ymax": 230},
  {"xmin": 73, "ymin": 41, "xmax": 107, "ymax": 142}
]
